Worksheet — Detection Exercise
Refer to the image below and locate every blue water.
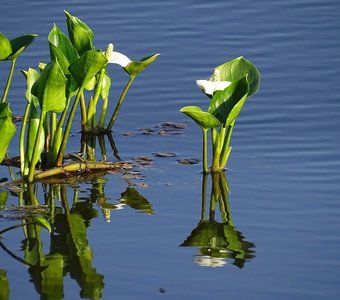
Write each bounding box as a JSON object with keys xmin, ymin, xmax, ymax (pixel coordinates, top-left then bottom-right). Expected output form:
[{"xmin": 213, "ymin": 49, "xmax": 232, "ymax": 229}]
[{"xmin": 1, "ymin": 0, "xmax": 340, "ymax": 299}]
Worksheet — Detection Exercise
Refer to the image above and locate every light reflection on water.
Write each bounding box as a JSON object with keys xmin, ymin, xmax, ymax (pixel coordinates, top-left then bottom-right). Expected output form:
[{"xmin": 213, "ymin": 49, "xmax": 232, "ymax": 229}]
[{"xmin": 1, "ymin": 0, "xmax": 340, "ymax": 299}]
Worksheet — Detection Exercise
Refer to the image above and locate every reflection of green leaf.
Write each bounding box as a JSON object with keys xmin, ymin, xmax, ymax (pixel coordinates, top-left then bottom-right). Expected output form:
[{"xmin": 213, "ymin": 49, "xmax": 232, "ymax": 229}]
[
  {"xmin": 0, "ymin": 269, "xmax": 10, "ymax": 300},
  {"xmin": 0, "ymin": 103, "xmax": 16, "ymax": 163},
  {"xmin": 35, "ymin": 215, "xmax": 52, "ymax": 232},
  {"xmin": 0, "ymin": 191, "xmax": 8, "ymax": 208},
  {"xmin": 121, "ymin": 187, "xmax": 154, "ymax": 215}
]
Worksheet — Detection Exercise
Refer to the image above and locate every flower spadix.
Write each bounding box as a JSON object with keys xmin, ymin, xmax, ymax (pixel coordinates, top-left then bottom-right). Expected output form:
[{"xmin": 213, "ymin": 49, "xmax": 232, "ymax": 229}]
[{"xmin": 105, "ymin": 43, "xmax": 131, "ymax": 67}]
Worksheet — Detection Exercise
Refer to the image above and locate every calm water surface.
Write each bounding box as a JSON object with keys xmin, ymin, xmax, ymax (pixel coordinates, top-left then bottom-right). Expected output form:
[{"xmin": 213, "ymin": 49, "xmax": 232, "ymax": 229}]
[{"xmin": 1, "ymin": 0, "xmax": 340, "ymax": 299}]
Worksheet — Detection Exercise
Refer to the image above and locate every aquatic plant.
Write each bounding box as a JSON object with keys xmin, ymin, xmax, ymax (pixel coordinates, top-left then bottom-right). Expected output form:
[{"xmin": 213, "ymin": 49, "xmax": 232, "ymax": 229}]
[
  {"xmin": 1, "ymin": 11, "xmax": 158, "ymax": 182},
  {"xmin": 0, "ymin": 32, "xmax": 37, "ymax": 164},
  {"xmin": 180, "ymin": 57, "xmax": 260, "ymax": 173}
]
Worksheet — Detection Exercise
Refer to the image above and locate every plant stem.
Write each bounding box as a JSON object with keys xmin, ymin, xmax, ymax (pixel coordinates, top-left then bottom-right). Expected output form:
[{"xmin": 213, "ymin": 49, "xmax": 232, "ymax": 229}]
[
  {"xmin": 20, "ymin": 102, "xmax": 31, "ymax": 175},
  {"xmin": 211, "ymin": 128, "xmax": 221, "ymax": 172},
  {"xmin": 219, "ymin": 122, "xmax": 235, "ymax": 169},
  {"xmin": 1, "ymin": 59, "xmax": 16, "ymax": 103},
  {"xmin": 79, "ymin": 92, "xmax": 87, "ymax": 132},
  {"xmin": 98, "ymin": 96, "xmax": 108, "ymax": 129},
  {"xmin": 106, "ymin": 75, "xmax": 136, "ymax": 131},
  {"xmin": 56, "ymin": 89, "xmax": 83, "ymax": 167},
  {"xmin": 202, "ymin": 128, "xmax": 209, "ymax": 173},
  {"xmin": 27, "ymin": 111, "xmax": 46, "ymax": 183}
]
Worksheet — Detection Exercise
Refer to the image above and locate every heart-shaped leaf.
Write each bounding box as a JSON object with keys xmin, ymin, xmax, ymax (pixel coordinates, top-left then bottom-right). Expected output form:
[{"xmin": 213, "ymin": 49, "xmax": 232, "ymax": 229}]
[
  {"xmin": 7, "ymin": 34, "xmax": 37, "ymax": 61},
  {"xmin": 21, "ymin": 68, "xmax": 40, "ymax": 103},
  {"xmin": 0, "ymin": 103, "xmax": 16, "ymax": 163},
  {"xmin": 68, "ymin": 50, "xmax": 107, "ymax": 88},
  {"xmin": 64, "ymin": 10, "xmax": 94, "ymax": 55},
  {"xmin": 210, "ymin": 56, "xmax": 260, "ymax": 97},
  {"xmin": 124, "ymin": 54, "xmax": 159, "ymax": 77},
  {"xmin": 32, "ymin": 60, "xmax": 67, "ymax": 113},
  {"xmin": 208, "ymin": 77, "xmax": 249, "ymax": 126},
  {"xmin": 180, "ymin": 106, "xmax": 220, "ymax": 130},
  {"xmin": 0, "ymin": 32, "xmax": 12, "ymax": 60}
]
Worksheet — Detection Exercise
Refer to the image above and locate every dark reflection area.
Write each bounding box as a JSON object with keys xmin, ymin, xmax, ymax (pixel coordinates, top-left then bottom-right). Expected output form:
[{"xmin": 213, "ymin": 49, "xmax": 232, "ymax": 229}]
[
  {"xmin": 0, "ymin": 178, "xmax": 152, "ymax": 299},
  {"xmin": 180, "ymin": 172, "xmax": 255, "ymax": 269}
]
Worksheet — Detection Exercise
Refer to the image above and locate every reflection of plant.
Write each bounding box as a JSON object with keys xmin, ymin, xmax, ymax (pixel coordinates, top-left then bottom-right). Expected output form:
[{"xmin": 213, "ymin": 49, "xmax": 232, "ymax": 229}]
[
  {"xmin": 0, "ymin": 269, "xmax": 10, "ymax": 300},
  {"xmin": 180, "ymin": 172, "xmax": 255, "ymax": 268},
  {"xmin": 0, "ymin": 177, "xmax": 153, "ymax": 298},
  {"xmin": 180, "ymin": 57, "xmax": 260, "ymax": 173}
]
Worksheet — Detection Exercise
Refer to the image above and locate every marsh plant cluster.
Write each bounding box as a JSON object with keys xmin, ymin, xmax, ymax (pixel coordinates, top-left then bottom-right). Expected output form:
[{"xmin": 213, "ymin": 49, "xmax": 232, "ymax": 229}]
[{"xmin": 0, "ymin": 10, "xmax": 260, "ymax": 183}]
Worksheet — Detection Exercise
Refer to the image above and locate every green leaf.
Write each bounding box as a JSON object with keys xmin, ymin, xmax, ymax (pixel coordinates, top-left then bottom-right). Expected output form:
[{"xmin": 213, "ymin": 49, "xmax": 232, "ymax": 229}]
[
  {"xmin": 21, "ymin": 68, "xmax": 40, "ymax": 103},
  {"xmin": 208, "ymin": 77, "xmax": 249, "ymax": 126},
  {"xmin": 0, "ymin": 32, "xmax": 12, "ymax": 60},
  {"xmin": 32, "ymin": 60, "xmax": 67, "ymax": 113},
  {"xmin": 180, "ymin": 106, "xmax": 220, "ymax": 130},
  {"xmin": 64, "ymin": 10, "xmax": 94, "ymax": 55},
  {"xmin": 48, "ymin": 24, "xmax": 79, "ymax": 65},
  {"xmin": 100, "ymin": 72, "xmax": 111, "ymax": 99},
  {"xmin": 124, "ymin": 54, "xmax": 159, "ymax": 77},
  {"xmin": 68, "ymin": 50, "xmax": 108, "ymax": 88},
  {"xmin": 0, "ymin": 103, "xmax": 16, "ymax": 163},
  {"xmin": 210, "ymin": 56, "xmax": 260, "ymax": 97},
  {"xmin": 7, "ymin": 34, "xmax": 37, "ymax": 61}
]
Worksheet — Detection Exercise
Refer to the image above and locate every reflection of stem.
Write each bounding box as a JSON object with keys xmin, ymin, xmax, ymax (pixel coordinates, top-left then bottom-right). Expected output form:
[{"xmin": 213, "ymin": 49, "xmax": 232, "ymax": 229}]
[
  {"xmin": 1, "ymin": 59, "xmax": 16, "ymax": 103},
  {"xmin": 98, "ymin": 135, "xmax": 107, "ymax": 161},
  {"xmin": 106, "ymin": 75, "xmax": 136, "ymax": 131},
  {"xmin": 201, "ymin": 174, "xmax": 208, "ymax": 220},
  {"xmin": 0, "ymin": 240, "xmax": 35, "ymax": 267},
  {"xmin": 107, "ymin": 133, "xmax": 121, "ymax": 160}
]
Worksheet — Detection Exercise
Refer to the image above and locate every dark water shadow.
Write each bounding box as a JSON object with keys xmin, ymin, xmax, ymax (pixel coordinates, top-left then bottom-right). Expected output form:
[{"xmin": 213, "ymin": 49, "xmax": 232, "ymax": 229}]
[{"xmin": 180, "ymin": 172, "xmax": 255, "ymax": 268}]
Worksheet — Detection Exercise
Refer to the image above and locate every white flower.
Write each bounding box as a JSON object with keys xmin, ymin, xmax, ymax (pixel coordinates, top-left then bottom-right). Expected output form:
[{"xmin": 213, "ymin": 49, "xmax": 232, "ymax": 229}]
[
  {"xmin": 193, "ymin": 255, "xmax": 227, "ymax": 268},
  {"xmin": 196, "ymin": 80, "xmax": 231, "ymax": 96},
  {"xmin": 105, "ymin": 43, "xmax": 132, "ymax": 67}
]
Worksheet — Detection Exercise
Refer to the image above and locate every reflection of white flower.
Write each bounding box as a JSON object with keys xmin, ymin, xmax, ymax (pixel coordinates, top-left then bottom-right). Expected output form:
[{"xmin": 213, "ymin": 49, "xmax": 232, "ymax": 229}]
[
  {"xmin": 196, "ymin": 80, "xmax": 231, "ymax": 96},
  {"xmin": 194, "ymin": 255, "xmax": 227, "ymax": 268},
  {"xmin": 105, "ymin": 43, "xmax": 132, "ymax": 67}
]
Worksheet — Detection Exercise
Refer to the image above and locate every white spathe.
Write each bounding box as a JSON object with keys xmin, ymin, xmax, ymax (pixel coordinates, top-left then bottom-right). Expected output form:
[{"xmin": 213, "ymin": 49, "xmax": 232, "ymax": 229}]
[
  {"xmin": 105, "ymin": 43, "xmax": 132, "ymax": 67},
  {"xmin": 196, "ymin": 80, "xmax": 231, "ymax": 96}
]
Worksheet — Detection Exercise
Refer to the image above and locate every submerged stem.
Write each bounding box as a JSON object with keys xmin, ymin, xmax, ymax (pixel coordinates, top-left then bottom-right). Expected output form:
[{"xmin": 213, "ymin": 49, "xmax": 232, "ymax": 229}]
[{"xmin": 106, "ymin": 75, "xmax": 136, "ymax": 131}]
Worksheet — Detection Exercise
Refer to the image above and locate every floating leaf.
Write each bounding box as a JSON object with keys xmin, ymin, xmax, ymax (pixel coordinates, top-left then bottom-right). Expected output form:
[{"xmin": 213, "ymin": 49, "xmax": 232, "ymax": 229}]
[
  {"xmin": 0, "ymin": 103, "xmax": 16, "ymax": 163},
  {"xmin": 65, "ymin": 10, "xmax": 94, "ymax": 55},
  {"xmin": 124, "ymin": 54, "xmax": 159, "ymax": 77},
  {"xmin": 208, "ymin": 77, "xmax": 249, "ymax": 126},
  {"xmin": 0, "ymin": 32, "xmax": 12, "ymax": 60},
  {"xmin": 6, "ymin": 34, "xmax": 37, "ymax": 61},
  {"xmin": 210, "ymin": 56, "xmax": 260, "ymax": 97},
  {"xmin": 180, "ymin": 106, "xmax": 220, "ymax": 130},
  {"xmin": 153, "ymin": 152, "xmax": 176, "ymax": 157}
]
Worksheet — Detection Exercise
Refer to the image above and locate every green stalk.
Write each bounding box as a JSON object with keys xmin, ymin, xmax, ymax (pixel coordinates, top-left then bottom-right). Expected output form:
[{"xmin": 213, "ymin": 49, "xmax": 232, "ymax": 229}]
[
  {"xmin": 202, "ymin": 128, "xmax": 209, "ymax": 174},
  {"xmin": 98, "ymin": 96, "xmax": 108, "ymax": 129},
  {"xmin": 219, "ymin": 122, "xmax": 235, "ymax": 169},
  {"xmin": 49, "ymin": 112, "xmax": 57, "ymax": 145},
  {"xmin": 56, "ymin": 89, "xmax": 83, "ymax": 167},
  {"xmin": 1, "ymin": 59, "xmax": 16, "ymax": 103},
  {"xmin": 211, "ymin": 126, "xmax": 228, "ymax": 172},
  {"xmin": 20, "ymin": 102, "xmax": 31, "ymax": 175},
  {"xmin": 106, "ymin": 75, "xmax": 136, "ymax": 131},
  {"xmin": 79, "ymin": 92, "xmax": 87, "ymax": 132},
  {"xmin": 201, "ymin": 174, "xmax": 208, "ymax": 220},
  {"xmin": 27, "ymin": 111, "xmax": 46, "ymax": 183}
]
